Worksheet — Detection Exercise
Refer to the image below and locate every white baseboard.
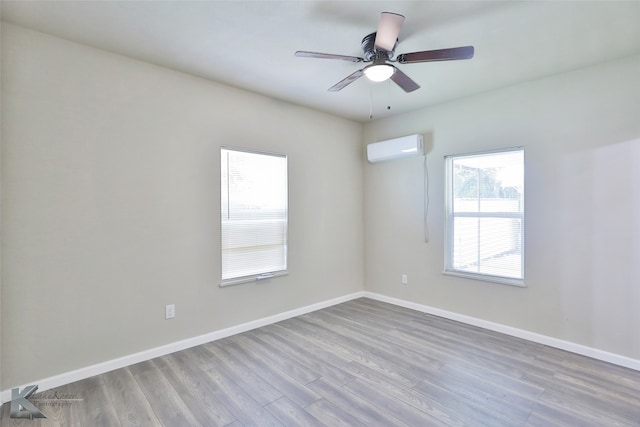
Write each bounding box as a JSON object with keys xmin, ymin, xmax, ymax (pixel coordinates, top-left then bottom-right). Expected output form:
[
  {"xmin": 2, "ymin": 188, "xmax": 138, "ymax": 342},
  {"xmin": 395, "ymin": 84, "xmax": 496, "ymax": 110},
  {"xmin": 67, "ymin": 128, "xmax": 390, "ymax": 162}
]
[
  {"xmin": 363, "ymin": 291, "xmax": 640, "ymax": 372},
  {"xmin": 0, "ymin": 291, "xmax": 365, "ymax": 403},
  {"xmin": 4, "ymin": 289, "xmax": 638, "ymax": 404}
]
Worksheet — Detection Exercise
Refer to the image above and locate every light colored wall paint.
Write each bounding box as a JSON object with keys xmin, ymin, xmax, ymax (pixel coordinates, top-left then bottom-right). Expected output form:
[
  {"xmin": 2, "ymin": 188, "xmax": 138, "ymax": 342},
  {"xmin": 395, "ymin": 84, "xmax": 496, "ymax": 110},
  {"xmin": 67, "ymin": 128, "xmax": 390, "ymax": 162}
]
[
  {"xmin": 0, "ymin": 23, "xmax": 363, "ymax": 389},
  {"xmin": 2, "ymin": 18, "xmax": 639, "ymax": 394},
  {"xmin": 0, "ymin": 16, "xmax": 4, "ymax": 399},
  {"xmin": 363, "ymin": 54, "xmax": 640, "ymax": 360}
]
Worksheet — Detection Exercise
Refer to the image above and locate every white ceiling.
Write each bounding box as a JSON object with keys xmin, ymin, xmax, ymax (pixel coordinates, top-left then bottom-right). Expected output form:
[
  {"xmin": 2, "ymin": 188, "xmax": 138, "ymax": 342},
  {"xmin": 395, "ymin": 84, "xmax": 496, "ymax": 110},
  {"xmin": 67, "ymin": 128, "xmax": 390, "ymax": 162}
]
[{"xmin": 2, "ymin": 1, "xmax": 640, "ymax": 122}]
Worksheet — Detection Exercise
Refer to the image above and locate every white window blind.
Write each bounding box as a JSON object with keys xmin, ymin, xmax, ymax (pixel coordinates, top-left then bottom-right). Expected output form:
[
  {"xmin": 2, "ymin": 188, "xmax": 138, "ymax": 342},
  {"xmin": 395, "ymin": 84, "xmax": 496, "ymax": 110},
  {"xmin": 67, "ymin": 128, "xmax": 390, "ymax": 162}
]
[
  {"xmin": 221, "ymin": 148, "xmax": 288, "ymax": 285},
  {"xmin": 445, "ymin": 148, "xmax": 524, "ymax": 285}
]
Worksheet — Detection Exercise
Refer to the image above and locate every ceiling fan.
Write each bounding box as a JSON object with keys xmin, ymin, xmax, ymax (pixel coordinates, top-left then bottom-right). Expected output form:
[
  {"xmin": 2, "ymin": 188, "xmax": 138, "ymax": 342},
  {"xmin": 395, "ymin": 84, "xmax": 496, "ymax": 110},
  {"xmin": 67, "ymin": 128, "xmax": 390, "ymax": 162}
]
[{"xmin": 295, "ymin": 12, "xmax": 474, "ymax": 93}]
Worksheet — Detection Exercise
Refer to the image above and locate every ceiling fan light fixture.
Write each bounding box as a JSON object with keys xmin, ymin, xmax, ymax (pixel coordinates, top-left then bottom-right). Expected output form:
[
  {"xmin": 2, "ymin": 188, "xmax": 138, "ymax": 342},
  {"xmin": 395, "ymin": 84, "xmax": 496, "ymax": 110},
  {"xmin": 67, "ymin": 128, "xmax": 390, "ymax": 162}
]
[{"xmin": 364, "ymin": 63, "xmax": 395, "ymax": 82}]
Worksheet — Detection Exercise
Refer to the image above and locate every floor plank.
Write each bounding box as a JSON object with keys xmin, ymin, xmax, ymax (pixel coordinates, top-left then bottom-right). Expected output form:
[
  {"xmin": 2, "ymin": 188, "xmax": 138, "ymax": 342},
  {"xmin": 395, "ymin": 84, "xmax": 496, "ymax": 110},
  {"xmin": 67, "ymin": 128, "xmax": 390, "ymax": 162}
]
[
  {"xmin": 305, "ymin": 398, "xmax": 367, "ymax": 427},
  {"xmin": 215, "ymin": 336, "xmax": 321, "ymax": 408},
  {"xmin": 306, "ymin": 377, "xmax": 409, "ymax": 427},
  {"xmin": 264, "ymin": 396, "xmax": 324, "ymax": 427},
  {"xmin": 128, "ymin": 360, "xmax": 200, "ymax": 426},
  {"xmin": 151, "ymin": 356, "xmax": 234, "ymax": 426},
  {"xmin": 202, "ymin": 341, "xmax": 284, "ymax": 406}
]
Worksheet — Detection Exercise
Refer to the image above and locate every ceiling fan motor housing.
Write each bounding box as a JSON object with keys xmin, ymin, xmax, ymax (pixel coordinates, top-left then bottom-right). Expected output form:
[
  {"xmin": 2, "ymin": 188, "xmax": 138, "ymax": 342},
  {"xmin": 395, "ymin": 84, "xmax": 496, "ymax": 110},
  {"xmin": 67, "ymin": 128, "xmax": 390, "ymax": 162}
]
[{"xmin": 361, "ymin": 32, "xmax": 397, "ymax": 61}]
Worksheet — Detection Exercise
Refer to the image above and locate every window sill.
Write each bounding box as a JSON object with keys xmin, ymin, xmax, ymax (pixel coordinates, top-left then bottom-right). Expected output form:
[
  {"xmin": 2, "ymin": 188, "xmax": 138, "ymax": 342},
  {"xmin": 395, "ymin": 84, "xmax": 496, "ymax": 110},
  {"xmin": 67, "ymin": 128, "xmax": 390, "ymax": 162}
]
[
  {"xmin": 220, "ymin": 270, "xmax": 288, "ymax": 287},
  {"xmin": 443, "ymin": 270, "xmax": 525, "ymax": 288}
]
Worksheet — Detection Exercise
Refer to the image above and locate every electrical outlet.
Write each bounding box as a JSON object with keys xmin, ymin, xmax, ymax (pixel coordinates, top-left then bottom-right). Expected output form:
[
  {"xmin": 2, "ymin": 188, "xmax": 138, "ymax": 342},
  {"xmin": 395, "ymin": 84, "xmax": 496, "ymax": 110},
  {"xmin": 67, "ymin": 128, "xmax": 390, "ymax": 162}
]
[
  {"xmin": 165, "ymin": 304, "xmax": 175, "ymax": 320},
  {"xmin": 401, "ymin": 274, "xmax": 408, "ymax": 285}
]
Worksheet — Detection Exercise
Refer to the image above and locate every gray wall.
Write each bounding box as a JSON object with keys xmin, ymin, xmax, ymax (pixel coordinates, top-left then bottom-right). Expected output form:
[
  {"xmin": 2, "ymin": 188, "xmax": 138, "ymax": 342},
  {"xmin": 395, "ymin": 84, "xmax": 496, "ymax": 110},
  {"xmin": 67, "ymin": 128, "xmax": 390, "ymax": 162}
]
[
  {"xmin": 3, "ymin": 20, "xmax": 640, "ymax": 392},
  {"xmin": 1, "ymin": 24, "xmax": 363, "ymax": 389},
  {"xmin": 0, "ymin": 16, "xmax": 3, "ymax": 395},
  {"xmin": 363, "ymin": 54, "xmax": 640, "ymax": 360}
]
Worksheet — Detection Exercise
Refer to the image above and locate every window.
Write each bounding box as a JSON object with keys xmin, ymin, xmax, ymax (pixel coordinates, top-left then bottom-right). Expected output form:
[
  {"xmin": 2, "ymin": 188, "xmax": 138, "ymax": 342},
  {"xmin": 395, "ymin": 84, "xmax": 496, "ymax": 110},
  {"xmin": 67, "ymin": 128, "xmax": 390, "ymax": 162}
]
[
  {"xmin": 445, "ymin": 148, "xmax": 524, "ymax": 286},
  {"xmin": 221, "ymin": 148, "xmax": 288, "ymax": 286}
]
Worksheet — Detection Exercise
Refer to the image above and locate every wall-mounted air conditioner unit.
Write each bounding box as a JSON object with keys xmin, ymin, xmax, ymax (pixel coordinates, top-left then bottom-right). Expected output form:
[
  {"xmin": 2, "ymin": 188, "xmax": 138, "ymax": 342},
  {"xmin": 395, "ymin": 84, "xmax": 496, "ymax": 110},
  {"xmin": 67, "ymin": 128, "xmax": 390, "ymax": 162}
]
[{"xmin": 367, "ymin": 134, "xmax": 424, "ymax": 163}]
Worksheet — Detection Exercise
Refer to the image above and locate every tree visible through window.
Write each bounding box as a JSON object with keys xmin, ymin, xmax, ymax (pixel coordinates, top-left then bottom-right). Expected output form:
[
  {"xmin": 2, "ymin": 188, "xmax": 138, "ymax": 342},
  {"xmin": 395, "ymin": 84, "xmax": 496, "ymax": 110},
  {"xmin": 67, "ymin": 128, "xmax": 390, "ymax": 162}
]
[
  {"xmin": 221, "ymin": 148, "xmax": 288, "ymax": 285},
  {"xmin": 445, "ymin": 148, "xmax": 524, "ymax": 285}
]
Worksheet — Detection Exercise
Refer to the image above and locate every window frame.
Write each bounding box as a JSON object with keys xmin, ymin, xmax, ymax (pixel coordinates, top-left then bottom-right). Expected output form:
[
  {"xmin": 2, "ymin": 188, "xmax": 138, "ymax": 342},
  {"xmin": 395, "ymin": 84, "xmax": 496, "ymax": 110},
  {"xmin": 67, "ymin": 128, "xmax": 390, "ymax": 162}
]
[
  {"xmin": 444, "ymin": 147, "xmax": 525, "ymax": 287},
  {"xmin": 220, "ymin": 146, "xmax": 288, "ymax": 287}
]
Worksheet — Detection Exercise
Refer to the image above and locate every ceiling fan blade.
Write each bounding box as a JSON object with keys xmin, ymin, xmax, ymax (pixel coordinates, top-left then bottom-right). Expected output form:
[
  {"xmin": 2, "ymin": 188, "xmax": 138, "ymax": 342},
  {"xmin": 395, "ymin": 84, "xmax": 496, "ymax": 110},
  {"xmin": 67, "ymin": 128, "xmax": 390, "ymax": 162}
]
[
  {"xmin": 328, "ymin": 69, "xmax": 365, "ymax": 92},
  {"xmin": 397, "ymin": 46, "xmax": 474, "ymax": 64},
  {"xmin": 374, "ymin": 12, "xmax": 405, "ymax": 52},
  {"xmin": 390, "ymin": 67, "xmax": 420, "ymax": 93},
  {"xmin": 295, "ymin": 51, "xmax": 364, "ymax": 63}
]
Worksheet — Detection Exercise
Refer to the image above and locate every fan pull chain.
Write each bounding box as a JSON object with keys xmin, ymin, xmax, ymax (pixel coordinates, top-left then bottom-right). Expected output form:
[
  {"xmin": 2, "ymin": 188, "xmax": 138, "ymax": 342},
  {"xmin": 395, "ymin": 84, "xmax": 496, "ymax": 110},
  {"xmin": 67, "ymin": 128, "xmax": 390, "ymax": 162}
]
[
  {"xmin": 387, "ymin": 79, "xmax": 392, "ymax": 111},
  {"xmin": 369, "ymin": 84, "xmax": 374, "ymax": 120}
]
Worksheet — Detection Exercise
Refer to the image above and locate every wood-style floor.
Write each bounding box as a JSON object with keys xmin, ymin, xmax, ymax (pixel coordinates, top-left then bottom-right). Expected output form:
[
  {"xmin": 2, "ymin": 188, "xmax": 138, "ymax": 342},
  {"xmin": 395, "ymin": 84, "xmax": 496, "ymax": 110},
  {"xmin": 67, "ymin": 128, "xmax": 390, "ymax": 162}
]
[{"xmin": 2, "ymin": 298, "xmax": 640, "ymax": 426}]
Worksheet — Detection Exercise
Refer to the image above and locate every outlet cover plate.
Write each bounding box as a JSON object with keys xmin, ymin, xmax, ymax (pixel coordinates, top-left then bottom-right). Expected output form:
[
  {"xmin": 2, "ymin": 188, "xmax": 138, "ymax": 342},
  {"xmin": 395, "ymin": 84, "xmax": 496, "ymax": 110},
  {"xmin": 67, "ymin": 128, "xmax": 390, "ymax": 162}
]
[{"xmin": 165, "ymin": 304, "xmax": 175, "ymax": 319}]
